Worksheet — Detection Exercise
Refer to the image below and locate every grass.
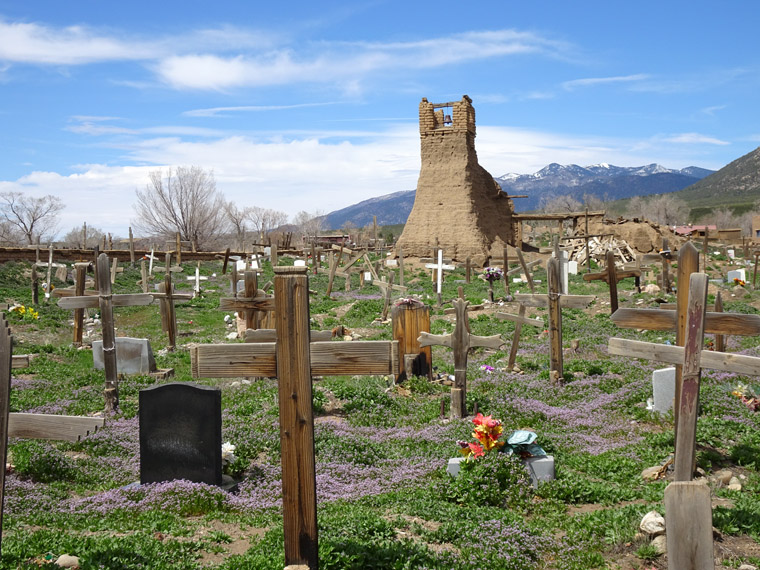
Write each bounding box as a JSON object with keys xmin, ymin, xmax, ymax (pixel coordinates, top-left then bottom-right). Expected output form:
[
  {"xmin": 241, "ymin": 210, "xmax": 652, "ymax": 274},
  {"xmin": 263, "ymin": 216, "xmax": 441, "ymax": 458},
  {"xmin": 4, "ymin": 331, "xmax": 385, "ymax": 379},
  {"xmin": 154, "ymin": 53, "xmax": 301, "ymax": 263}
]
[{"xmin": 0, "ymin": 251, "xmax": 759, "ymax": 568}]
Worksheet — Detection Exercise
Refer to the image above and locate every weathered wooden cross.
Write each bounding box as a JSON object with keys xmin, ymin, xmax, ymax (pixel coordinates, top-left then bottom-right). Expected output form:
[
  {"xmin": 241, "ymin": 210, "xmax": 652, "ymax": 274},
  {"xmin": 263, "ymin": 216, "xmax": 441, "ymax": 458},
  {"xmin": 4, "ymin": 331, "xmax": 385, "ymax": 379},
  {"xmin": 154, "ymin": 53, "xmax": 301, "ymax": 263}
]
[
  {"xmin": 583, "ymin": 250, "xmax": 642, "ymax": 314},
  {"xmin": 151, "ymin": 256, "xmax": 193, "ymax": 351},
  {"xmin": 495, "ymin": 307, "xmax": 545, "ymax": 370},
  {"xmin": 52, "ymin": 262, "xmax": 95, "ymax": 346},
  {"xmin": 219, "ymin": 269, "xmax": 275, "ymax": 333},
  {"xmin": 190, "ymin": 266, "xmax": 399, "ymax": 569},
  {"xmin": 57, "ymin": 253, "xmax": 153, "ymax": 411},
  {"xmin": 514, "ymin": 257, "xmax": 595, "ymax": 381},
  {"xmin": 608, "ymin": 270, "xmax": 760, "ymax": 570},
  {"xmin": 0, "ymin": 314, "xmax": 104, "ymax": 550},
  {"xmin": 417, "ymin": 297, "xmax": 504, "ymax": 418}
]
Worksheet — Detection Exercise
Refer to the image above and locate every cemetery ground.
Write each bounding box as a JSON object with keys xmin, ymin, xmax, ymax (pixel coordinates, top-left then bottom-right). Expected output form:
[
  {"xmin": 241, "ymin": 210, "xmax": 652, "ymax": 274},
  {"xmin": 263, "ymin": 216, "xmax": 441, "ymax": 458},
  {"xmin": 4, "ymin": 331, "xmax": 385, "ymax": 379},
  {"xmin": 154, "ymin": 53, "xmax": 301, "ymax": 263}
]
[{"xmin": 0, "ymin": 251, "xmax": 759, "ymax": 570}]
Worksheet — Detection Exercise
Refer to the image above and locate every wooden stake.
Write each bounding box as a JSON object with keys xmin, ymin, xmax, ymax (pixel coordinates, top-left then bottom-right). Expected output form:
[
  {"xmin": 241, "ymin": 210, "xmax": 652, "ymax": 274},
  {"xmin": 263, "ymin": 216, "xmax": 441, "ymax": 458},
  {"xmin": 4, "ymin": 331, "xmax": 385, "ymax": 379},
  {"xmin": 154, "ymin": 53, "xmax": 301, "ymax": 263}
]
[
  {"xmin": 31, "ymin": 265, "xmax": 39, "ymax": 305},
  {"xmin": 129, "ymin": 227, "xmax": 135, "ymax": 267},
  {"xmin": 274, "ymin": 266, "xmax": 318, "ymax": 569},
  {"xmin": 714, "ymin": 291, "xmax": 725, "ymax": 352},
  {"xmin": 674, "ymin": 242, "xmax": 699, "ymax": 454},
  {"xmin": 97, "ymin": 254, "xmax": 119, "ymax": 412},
  {"xmin": 397, "ymin": 247, "xmax": 405, "ymax": 288},
  {"xmin": 0, "ymin": 314, "xmax": 12, "ymax": 551},
  {"xmin": 547, "ymin": 257, "xmax": 563, "ymax": 382},
  {"xmin": 72, "ymin": 263, "xmax": 87, "ymax": 346}
]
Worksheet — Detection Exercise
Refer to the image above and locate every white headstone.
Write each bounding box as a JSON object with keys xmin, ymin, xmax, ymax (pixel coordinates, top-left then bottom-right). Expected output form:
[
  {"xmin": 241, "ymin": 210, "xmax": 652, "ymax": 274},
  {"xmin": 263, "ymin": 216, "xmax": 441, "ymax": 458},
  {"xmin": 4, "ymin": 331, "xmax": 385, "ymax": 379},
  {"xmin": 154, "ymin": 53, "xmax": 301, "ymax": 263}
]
[
  {"xmin": 727, "ymin": 268, "xmax": 746, "ymax": 282},
  {"xmin": 559, "ymin": 250, "xmax": 569, "ymax": 294},
  {"xmin": 727, "ymin": 249, "xmax": 735, "ymax": 260},
  {"xmin": 264, "ymin": 247, "xmax": 271, "ymax": 255},
  {"xmin": 250, "ymin": 259, "xmax": 259, "ymax": 269},
  {"xmin": 294, "ymin": 259, "xmax": 307, "ymax": 267},
  {"xmin": 364, "ymin": 271, "xmax": 372, "ymax": 281},
  {"xmin": 651, "ymin": 367, "xmax": 676, "ymax": 414},
  {"xmin": 93, "ymin": 337, "xmax": 157, "ymax": 375},
  {"xmin": 236, "ymin": 259, "xmax": 247, "ymax": 271},
  {"xmin": 568, "ymin": 260, "xmax": 579, "ymax": 275},
  {"xmin": 385, "ymin": 259, "xmax": 398, "ymax": 267}
]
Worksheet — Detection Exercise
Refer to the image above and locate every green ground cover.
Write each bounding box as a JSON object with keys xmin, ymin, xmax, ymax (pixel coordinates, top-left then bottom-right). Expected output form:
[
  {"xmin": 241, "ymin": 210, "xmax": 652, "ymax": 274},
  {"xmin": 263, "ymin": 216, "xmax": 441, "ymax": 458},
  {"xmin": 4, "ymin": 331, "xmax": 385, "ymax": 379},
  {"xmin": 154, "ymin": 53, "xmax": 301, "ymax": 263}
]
[{"xmin": 0, "ymin": 254, "xmax": 758, "ymax": 569}]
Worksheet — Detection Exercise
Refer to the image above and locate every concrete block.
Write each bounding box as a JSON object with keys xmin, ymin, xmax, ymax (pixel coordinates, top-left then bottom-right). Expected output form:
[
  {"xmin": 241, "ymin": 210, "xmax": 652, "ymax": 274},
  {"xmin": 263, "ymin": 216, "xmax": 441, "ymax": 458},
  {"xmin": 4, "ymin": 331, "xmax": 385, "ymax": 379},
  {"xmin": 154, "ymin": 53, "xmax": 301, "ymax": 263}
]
[
  {"xmin": 447, "ymin": 455, "xmax": 555, "ymax": 488},
  {"xmin": 651, "ymin": 367, "xmax": 676, "ymax": 414},
  {"xmin": 93, "ymin": 337, "xmax": 156, "ymax": 375}
]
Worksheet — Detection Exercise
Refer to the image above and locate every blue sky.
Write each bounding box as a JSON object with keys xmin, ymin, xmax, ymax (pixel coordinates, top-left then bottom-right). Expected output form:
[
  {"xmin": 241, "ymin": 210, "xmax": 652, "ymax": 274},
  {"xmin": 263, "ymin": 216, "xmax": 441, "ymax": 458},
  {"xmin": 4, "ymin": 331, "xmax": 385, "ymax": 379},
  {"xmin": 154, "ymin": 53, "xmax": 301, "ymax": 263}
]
[{"xmin": 1, "ymin": 0, "xmax": 759, "ymax": 237}]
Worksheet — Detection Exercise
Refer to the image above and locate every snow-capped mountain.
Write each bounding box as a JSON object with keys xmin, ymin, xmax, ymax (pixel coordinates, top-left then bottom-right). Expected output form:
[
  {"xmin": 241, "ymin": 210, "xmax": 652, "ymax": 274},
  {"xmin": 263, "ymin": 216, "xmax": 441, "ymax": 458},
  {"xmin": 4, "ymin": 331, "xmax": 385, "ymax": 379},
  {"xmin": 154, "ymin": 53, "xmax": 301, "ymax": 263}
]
[{"xmin": 495, "ymin": 163, "xmax": 713, "ymax": 211}]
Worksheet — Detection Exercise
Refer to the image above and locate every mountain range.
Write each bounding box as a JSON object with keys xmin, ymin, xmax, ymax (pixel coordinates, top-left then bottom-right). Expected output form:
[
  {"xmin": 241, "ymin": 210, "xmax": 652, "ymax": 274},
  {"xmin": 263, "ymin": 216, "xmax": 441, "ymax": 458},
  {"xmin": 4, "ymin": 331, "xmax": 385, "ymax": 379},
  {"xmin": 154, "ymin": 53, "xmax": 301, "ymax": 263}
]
[{"xmin": 321, "ymin": 163, "xmax": 714, "ymax": 230}]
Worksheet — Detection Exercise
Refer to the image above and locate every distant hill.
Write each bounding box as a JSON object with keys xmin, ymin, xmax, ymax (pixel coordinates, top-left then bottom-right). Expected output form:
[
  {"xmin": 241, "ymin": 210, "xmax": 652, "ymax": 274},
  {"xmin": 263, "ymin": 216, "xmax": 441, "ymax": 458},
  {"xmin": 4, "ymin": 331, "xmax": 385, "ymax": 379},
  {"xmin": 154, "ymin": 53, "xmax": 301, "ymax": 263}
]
[
  {"xmin": 322, "ymin": 190, "xmax": 415, "ymax": 230},
  {"xmin": 321, "ymin": 163, "xmax": 713, "ymax": 229},
  {"xmin": 665, "ymin": 146, "xmax": 760, "ymax": 211}
]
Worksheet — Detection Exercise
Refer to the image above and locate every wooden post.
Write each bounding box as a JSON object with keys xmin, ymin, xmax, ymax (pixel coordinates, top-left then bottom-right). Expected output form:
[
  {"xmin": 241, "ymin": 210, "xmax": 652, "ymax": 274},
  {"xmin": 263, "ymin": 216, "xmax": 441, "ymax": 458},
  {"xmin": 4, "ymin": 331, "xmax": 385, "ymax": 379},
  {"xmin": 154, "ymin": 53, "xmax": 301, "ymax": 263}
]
[
  {"xmin": 392, "ymin": 302, "xmax": 432, "ymax": 381},
  {"xmin": 605, "ymin": 250, "xmax": 618, "ymax": 313},
  {"xmin": 674, "ymin": 242, "xmax": 699, "ymax": 454},
  {"xmin": 97, "ymin": 254, "xmax": 119, "ymax": 412},
  {"xmin": 674, "ymin": 272, "xmax": 708, "ymax": 481},
  {"xmin": 515, "ymin": 248, "xmax": 535, "ymax": 293},
  {"xmin": 714, "ymin": 292, "xmax": 725, "ymax": 352},
  {"xmin": 110, "ymin": 257, "xmax": 119, "ymax": 284},
  {"xmin": 664, "ymin": 481, "xmax": 714, "ymax": 570},
  {"xmin": 31, "ymin": 265, "xmax": 39, "ymax": 305},
  {"xmin": 244, "ymin": 270, "xmax": 259, "ymax": 330},
  {"xmin": 503, "ymin": 247, "xmax": 510, "ymax": 296},
  {"xmin": 754, "ymin": 252, "xmax": 759, "ymax": 288},
  {"xmin": 73, "ymin": 263, "xmax": 87, "ymax": 346},
  {"xmin": 271, "ymin": 243, "xmax": 278, "ymax": 266},
  {"xmin": 140, "ymin": 260, "xmax": 148, "ymax": 293},
  {"xmin": 547, "ymin": 257, "xmax": 563, "ymax": 382},
  {"xmin": 585, "ymin": 207, "xmax": 591, "ymax": 273},
  {"xmin": 176, "ymin": 232, "xmax": 182, "ymax": 265},
  {"xmin": 92, "ymin": 245, "xmax": 100, "ymax": 290},
  {"xmin": 129, "ymin": 227, "xmax": 135, "ymax": 267},
  {"xmin": 0, "ymin": 314, "xmax": 12, "ymax": 552},
  {"xmin": 661, "ymin": 238, "xmax": 671, "ymax": 293},
  {"xmin": 397, "ymin": 247, "xmax": 405, "ymax": 288},
  {"xmin": 45, "ymin": 244, "xmax": 53, "ymax": 301},
  {"xmin": 311, "ymin": 240, "xmax": 317, "ymax": 275},
  {"xmin": 381, "ymin": 272, "xmax": 394, "ymax": 321},
  {"xmin": 274, "ymin": 266, "xmax": 318, "ymax": 569},
  {"xmin": 465, "ymin": 258, "xmax": 471, "ymax": 284},
  {"xmin": 373, "ymin": 215, "xmax": 378, "ymax": 254},
  {"xmin": 162, "ymin": 271, "xmax": 177, "ymax": 351},
  {"xmin": 82, "ymin": 222, "xmax": 87, "ymax": 249}
]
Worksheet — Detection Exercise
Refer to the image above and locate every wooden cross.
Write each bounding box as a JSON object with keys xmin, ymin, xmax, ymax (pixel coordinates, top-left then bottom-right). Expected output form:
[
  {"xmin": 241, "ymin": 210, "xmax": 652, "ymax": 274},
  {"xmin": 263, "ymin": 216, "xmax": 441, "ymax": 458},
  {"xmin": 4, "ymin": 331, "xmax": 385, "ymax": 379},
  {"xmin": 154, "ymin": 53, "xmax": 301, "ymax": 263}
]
[
  {"xmin": 150, "ymin": 258, "xmax": 193, "ymax": 351},
  {"xmin": 641, "ymin": 238, "xmax": 673, "ymax": 293},
  {"xmin": 219, "ymin": 269, "xmax": 275, "ymax": 332},
  {"xmin": 425, "ymin": 250, "xmax": 456, "ymax": 305},
  {"xmin": 607, "ymin": 271, "xmax": 760, "ymax": 570},
  {"xmin": 495, "ymin": 307, "xmax": 544, "ymax": 370},
  {"xmin": 582, "ymin": 250, "xmax": 642, "ymax": 313},
  {"xmin": 0, "ymin": 314, "xmax": 104, "ymax": 550},
  {"xmin": 57, "ymin": 253, "xmax": 153, "ymax": 411},
  {"xmin": 514, "ymin": 258, "xmax": 595, "ymax": 381},
  {"xmin": 611, "ymin": 241, "xmax": 700, "ymax": 447},
  {"xmin": 191, "ymin": 266, "xmax": 399, "ymax": 569},
  {"xmin": 52, "ymin": 262, "xmax": 94, "ymax": 346},
  {"xmin": 417, "ymin": 298, "xmax": 504, "ymax": 418}
]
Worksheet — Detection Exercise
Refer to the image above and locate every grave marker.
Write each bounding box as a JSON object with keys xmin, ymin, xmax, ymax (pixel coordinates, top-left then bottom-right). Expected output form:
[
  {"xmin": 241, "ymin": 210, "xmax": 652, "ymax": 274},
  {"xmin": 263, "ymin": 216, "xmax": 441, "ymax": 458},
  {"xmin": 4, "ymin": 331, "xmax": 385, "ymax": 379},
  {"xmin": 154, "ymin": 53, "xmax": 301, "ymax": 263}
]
[
  {"xmin": 418, "ymin": 298, "xmax": 504, "ymax": 417},
  {"xmin": 514, "ymin": 258, "xmax": 595, "ymax": 380},
  {"xmin": 139, "ymin": 383, "xmax": 222, "ymax": 485},
  {"xmin": 190, "ymin": 266, "xmax": 399, "ymax": 568},
  {"xmin": 151, "ymin": 255, "xmax": 193, "ymax": 351},
  {"xmin": 425, "ymin": 249, "xmax": 456, "ymax": 305},
  {"xmin": 582, "ymin": 250, "xmax": 641, "ymax": 313},
  {"xmin": 57, "ymin": 253, "xmax": 153, "ymax": 411}
]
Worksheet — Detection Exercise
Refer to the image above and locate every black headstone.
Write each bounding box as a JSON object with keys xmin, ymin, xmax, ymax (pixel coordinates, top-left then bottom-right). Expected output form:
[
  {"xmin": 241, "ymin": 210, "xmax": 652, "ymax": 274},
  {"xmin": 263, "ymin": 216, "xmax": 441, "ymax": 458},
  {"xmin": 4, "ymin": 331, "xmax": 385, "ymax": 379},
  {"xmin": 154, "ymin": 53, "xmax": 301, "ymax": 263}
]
[{"xmin": 139, "ymin": 382, "xmax": 222, "ymax": 485}]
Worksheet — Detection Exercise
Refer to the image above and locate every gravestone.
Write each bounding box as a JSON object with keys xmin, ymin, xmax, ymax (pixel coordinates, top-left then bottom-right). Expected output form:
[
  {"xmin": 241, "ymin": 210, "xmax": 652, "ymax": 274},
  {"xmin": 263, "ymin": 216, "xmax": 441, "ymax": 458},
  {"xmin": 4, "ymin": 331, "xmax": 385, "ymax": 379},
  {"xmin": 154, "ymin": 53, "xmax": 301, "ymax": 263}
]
[
  {"xmin": 446, "ymin": 455, "xmax": 555, "ymax": 488},
  {"xmin": 568, "ymin": 260, "xmax": 578, "ymax": 275},
  {"xmin": 139, "ymin": 383, "xmax": 222, "ymax": 485},
  {"xmin": 294, "ymin": 260, "xmax": 307, "ymax": 267},
  {"xmin": 93, "ymin": 337, "xmax": 156, "ymax": 375},
  {"xmin": 727, "ymin": 268, "xmax": 746, "ymax": 282},
  {"xmin": 651, "ymin": 367, "xmax": 676, "ymax": 414}
]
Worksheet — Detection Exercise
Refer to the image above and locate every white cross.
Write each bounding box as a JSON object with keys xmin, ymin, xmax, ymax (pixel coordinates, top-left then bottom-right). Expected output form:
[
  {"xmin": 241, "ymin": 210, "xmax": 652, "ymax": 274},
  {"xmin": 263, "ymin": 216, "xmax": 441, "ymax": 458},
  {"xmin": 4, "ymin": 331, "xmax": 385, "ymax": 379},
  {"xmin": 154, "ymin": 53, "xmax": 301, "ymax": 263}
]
[
  {"xmin": 425, "ymin": 249, "xmax": 456, "ymax": 295},
  {"xmin": 186, "ymin": 266, "xmax": 208, "ymax": 295}
]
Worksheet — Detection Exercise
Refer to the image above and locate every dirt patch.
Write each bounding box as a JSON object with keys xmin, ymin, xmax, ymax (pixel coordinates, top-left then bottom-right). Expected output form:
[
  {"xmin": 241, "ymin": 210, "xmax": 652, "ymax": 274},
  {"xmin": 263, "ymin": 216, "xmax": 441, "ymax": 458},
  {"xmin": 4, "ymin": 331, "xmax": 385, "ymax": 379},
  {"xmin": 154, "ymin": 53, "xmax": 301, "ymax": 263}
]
[{"xmin": 189, "ymin": 520, "xmax": 267, "ymax": 566}]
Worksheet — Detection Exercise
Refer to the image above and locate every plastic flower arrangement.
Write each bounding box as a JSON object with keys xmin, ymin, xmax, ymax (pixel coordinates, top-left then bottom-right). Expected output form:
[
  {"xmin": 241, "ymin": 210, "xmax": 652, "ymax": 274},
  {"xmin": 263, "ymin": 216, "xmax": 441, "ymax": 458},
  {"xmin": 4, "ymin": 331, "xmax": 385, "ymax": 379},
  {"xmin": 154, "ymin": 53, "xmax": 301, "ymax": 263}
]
[
  {"xmin": 480, "ymin": 364, "xmax": 495, "ymax": 374},
  {"xmin": 482, "ymin": 267, "xmax": 503, "ymax": 282},
  {"xmin": 221, "ymin": 442, "xmax": 237, "ymax": 467},
  {"xmin": 733, "ymin": 277, "xmax": 746, "ymax": 287},
  {"xmin": 457, "ymin": 413, "xmax": 505, "ymax": 460},
  {"xmin": 8, "ymin": 304, "xmax": 39, "ymax": 321},
  {"xmin": 730, "ymin": 383, "xmax": 760, "ymax": 411}
]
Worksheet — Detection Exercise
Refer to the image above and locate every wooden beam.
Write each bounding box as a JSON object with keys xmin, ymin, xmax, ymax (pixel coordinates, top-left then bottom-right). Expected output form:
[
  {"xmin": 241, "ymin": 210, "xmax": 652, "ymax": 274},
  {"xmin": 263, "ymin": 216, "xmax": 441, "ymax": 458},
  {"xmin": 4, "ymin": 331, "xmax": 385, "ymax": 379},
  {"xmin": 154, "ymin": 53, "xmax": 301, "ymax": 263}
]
[
  {"xmin": 611, "ymin": 308, "xmax": 760, "ymax": 336},
  {"xmin": 191, "ymin": 340, "xmax": 399, "ymax": 378},
  {"xmin": 7, "ymin": 413, "xmax": 105, "ymax": 442},
  {"xmin": 514, "ymin": 294, "xmax": 595, "ymax": 309}
]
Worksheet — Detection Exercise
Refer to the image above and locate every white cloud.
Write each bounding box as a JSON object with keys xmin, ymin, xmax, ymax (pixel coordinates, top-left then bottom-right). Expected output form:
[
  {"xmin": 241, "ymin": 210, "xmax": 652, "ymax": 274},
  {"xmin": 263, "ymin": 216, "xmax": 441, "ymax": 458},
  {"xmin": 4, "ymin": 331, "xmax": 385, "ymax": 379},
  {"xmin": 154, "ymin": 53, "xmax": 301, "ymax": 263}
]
[
  {"xmin": 659, "ymin": 133, "xmax": 729, "ymax": 146},
  {"xmin": 0, "ymin": 19, "xmax": 154, "ymax": 64},
  {"xmin": 183, "ymin": 102, "xmax": 337, "ymax": 118},
  {"xmin": 561, "ymin": 74, "xmax": 649, "ymax": 91}
]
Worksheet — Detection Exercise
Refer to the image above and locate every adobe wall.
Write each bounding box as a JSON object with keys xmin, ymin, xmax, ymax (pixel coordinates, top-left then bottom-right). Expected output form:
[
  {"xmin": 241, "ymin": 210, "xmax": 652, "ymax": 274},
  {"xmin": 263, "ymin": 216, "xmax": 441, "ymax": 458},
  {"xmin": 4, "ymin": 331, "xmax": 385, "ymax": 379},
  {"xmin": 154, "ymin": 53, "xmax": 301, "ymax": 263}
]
[{"xmin": 395, "ymin": 96, "xmax": 517, "ymax": 266}]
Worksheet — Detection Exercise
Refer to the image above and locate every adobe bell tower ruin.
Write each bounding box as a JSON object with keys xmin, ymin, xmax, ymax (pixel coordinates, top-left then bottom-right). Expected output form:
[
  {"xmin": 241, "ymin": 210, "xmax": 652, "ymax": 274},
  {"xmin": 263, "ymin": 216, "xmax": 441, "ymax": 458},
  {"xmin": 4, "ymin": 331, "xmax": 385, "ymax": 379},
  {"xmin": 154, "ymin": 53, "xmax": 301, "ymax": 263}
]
[{"xmin": 395, "ymin": 96, "xmax": 517, "ymax": 265}]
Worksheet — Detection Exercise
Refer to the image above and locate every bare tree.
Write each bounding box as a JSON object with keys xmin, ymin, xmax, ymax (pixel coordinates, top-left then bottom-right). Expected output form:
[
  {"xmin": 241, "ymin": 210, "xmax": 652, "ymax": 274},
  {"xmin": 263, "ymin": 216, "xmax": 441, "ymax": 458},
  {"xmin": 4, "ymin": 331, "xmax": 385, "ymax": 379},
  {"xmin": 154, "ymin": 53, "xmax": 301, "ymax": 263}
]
[
  {"xmin": 540, "ymin": 193, "xmax": 582, "ymax": 213},
  {"xmin": 249, "ymin": 206, "xmax": 288, "ymax": 241},
  {"xmin": 626, "ymin": 196, "xmax": 648, "ymax": 220},
  {"xmin": 224, "ymin": 202, "xmax": 253, "ymax": 250},
  {"xmin": 644, "ymin": 194, "xmax": 689, "ymax": 226},
  {"xmin": 292, "ymin": 210, "xmax": 325, "ymax": 245},
  {"xmin": 0, "ymin": 191, "xmax": 64, "ymax": 244},
  {"xmin": 712, "ymin": 207, "xmax": 737, "ymax": 229},
  {"xmin": 133, "ymin": 166, "xmax": 231, "ymax": 250},
  {"xmin": 61, "ymin": 224, "xmax": 106, "ymax": 248}
]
